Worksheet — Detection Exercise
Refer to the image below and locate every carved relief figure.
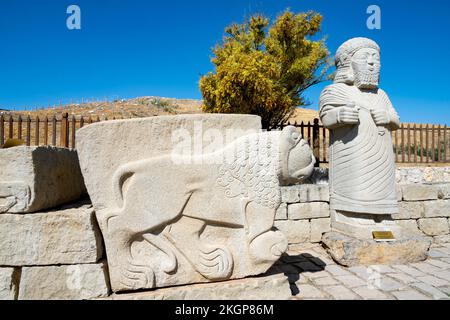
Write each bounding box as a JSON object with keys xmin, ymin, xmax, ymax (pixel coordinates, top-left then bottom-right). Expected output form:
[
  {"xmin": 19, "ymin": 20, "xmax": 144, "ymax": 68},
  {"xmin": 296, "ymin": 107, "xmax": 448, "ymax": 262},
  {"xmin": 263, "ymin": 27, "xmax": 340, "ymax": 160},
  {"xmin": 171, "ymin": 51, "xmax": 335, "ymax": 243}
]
[
  {"xmin": 319, "ymin": 38, "xmax": 401, "ymax": 238},
  {"xmin": 98, "ymin": 126, "xmax": 315, "ymax": 292}
]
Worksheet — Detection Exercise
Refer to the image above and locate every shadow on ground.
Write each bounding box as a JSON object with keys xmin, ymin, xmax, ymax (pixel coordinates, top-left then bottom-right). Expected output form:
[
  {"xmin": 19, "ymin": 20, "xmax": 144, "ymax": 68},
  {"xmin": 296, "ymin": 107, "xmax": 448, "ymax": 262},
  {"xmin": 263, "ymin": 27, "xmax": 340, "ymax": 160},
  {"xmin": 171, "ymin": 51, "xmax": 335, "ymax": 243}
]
[{"xmin": 265, "ymin": 252, "xmax": 326, "ymax": 296}]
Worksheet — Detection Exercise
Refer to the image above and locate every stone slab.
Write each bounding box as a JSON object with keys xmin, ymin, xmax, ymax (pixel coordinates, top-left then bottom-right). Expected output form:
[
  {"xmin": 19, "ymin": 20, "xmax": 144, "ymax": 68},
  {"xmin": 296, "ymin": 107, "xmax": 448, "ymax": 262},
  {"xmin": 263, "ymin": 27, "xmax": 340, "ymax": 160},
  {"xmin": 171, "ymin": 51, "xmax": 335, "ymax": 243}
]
[
  {"xmin": 0, "ymin": 146, "xmax": 86, "ymax": 213},
  {"xmin": 0, "ymin": 268, "xmax": 18, "ymax": 300},
  {"xmin": 392, "ymin": 201, "xmax": 423, "ymax": 220},
  {"xmin": 77, "ymin": 116, "xmax": 317, "ymax": 292},
  {"xmin": 418, "ymin": 218, "xmax": 450, "ymax": 236},
  {"xmin": 0, "ymin": 201, "xmax": 103, "ymax": 266},
  {"xmin": 423, "ymin": 200, "xmax": 450, "ymax": 218},
  {"xmin": 104, "ymin": 273, "xmax": 291, "ymax": 300},
  {"xmin": 288, "ymin": 202, "xmax": 330, "ymax": 220},
  {"xmin": 310, "ymin": 218, "xmax": 331, "ymax": 243},
  {"xmin": 18, "ymin": 262, "xmax": 110, "ymax": 300},
  {"xmin": 401, "ymin": 184, "xmax": 440, "ymax": 201},
  {"xmin": 275, "ymin": 220, "xmax": 310, "ymax": 244},
  {"xmin": 281, "ymin": 185, "xmax": 329, "ymax": 204},
  {"xmin": 322, "ymin": 232, "xmax": 432, "ymax": 267}
]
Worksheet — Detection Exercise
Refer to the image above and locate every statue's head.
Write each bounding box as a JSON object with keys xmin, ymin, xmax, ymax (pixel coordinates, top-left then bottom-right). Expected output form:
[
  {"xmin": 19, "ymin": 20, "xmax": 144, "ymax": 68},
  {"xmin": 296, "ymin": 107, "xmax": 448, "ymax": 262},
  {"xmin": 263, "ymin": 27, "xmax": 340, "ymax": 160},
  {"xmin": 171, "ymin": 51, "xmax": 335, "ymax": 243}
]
[
  {"xmin": 334, "ymin": 37, "xmax": 381, "ymax": 90},
  {"xmin": 279, "ymin": 126, "xmax": 316, "ymax": 186}
]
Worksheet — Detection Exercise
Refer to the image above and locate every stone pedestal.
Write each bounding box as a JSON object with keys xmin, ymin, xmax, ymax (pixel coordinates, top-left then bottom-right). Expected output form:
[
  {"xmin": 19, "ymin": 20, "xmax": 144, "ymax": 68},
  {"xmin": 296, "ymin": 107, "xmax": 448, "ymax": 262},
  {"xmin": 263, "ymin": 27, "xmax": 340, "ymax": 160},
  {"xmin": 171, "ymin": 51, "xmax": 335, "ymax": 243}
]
[{"xmin": 322, "ymin": 232, "xmax": 432, "ymax": 267}]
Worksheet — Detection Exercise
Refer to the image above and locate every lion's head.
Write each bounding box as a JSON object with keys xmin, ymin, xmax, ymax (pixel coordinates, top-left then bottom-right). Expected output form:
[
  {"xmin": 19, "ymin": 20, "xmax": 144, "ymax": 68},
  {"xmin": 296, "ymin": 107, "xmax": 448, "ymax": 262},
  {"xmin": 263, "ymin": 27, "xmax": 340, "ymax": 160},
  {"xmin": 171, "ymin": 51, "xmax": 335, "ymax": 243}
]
[{"xmin": 279, "ymin": 126, "xmax": 316, "ymax": 186}]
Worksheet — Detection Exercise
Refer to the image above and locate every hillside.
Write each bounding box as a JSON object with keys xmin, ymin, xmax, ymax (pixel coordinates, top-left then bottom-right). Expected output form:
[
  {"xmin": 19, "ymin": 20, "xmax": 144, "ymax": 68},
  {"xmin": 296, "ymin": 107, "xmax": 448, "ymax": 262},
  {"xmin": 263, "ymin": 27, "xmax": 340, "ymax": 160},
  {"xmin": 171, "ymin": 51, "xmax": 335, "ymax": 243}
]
[{"xmin": 1, "ymin": 96, "xmax": 319, "ymax": 123}]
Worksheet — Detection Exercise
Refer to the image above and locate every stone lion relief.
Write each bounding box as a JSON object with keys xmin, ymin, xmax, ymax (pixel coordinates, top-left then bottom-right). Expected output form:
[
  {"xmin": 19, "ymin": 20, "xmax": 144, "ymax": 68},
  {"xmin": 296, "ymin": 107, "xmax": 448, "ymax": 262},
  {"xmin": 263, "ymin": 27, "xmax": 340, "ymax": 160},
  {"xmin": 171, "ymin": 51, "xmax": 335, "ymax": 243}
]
[{"xmin": 77, "ymin": 115, "xmax": 315, "ymax": 292}]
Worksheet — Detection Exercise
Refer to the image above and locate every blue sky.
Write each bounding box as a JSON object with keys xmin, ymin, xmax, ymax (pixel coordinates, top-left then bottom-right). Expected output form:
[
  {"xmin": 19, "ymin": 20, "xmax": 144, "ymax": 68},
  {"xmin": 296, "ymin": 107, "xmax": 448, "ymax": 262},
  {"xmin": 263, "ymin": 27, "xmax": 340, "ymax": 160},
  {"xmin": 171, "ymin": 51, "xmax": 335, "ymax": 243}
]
[{"xmin": 0, "ymin": 0, "xmax": 449, "ymax": 124}]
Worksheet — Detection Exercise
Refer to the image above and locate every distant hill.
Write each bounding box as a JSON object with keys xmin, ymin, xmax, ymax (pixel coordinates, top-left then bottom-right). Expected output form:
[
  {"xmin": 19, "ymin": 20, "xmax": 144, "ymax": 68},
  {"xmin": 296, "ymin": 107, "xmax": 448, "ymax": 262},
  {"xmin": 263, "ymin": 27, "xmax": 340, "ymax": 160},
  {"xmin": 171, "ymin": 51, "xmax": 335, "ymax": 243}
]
[{"xmin": 3, "ymin": 96, "xmax": 320, "ymax": 123}]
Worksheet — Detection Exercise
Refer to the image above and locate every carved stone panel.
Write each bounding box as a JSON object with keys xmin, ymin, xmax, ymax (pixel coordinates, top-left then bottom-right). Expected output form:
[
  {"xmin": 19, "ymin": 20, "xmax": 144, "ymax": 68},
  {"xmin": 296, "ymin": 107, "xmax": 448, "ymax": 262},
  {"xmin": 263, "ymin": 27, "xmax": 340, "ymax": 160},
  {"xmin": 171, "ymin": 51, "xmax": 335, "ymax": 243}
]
[{"xmin": 77, "ymin": 115, "xmax": 315, "ymax": 292}]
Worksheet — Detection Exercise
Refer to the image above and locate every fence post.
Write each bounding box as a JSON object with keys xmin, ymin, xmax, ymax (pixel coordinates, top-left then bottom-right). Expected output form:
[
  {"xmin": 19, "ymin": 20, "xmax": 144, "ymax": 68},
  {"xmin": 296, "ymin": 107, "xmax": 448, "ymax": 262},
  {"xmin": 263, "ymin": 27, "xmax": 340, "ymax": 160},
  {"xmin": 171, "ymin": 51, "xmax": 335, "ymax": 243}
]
[
  {"xmin": 313, "ymin": 118, "xmax": 320, "ymax": 167},
  {"xmin": 26, "ymin": 116, "xmax": 31, "ymax": 146},
  {"xmin": 60, "ymin": 113, "xmax": 69, "ymax": 148},
  {"xmin": 35, "ymin": 116, "xmax": 40, "ymax": 146},
  {"xmin": 71, "ymin": 115, "xmax": 76, "ymax": 149},
  {"xmin": 44, "ymin": 116, "xmax": 48, "ymax": 145},
  {"xmin": 0, "ymin": 115, "xmax": 4, "ymax": 146},
  {"xmin": 8, "ymin": 115, "xmax": 13, "ymax": 139},
  {"xmin": 18, "ymin": 115, "xmax": 22, "ymax": 140}
]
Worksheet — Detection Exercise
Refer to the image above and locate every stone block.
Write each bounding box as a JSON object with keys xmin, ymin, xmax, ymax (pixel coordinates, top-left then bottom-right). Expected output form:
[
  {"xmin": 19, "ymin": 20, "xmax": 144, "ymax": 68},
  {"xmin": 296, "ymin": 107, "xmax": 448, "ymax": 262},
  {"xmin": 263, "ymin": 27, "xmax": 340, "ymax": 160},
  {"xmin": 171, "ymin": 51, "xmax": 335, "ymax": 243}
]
[
  {"xmin": 0, "ymin": 146, "xmax": 85, "ymax": 213},
  {"xmin": 393, "ymin": 201, "xmax": 423, "ymax": 220},
  {"xmin": 322, "ymin": 232, "xmax": 432, "ymax": 267},
  {"xmin": 418, "ymin": 218, "xmax": 450, "ymax": 236},
  {"xmin": 0, "ymin": 268, "xmax": 19, "ymax": 300},
  {"xmin": 274, "ymin": 220, "xmax": 310, "ymax": 244},
  {"xmin": 437, "ymin": 183, "xmax": 450, "ymax": 199},
  {"xmin": 18, "ymin": 262, "xmax": 110, "ymax": 300},
  {"xmin": 423, "ymin": 200, "xmax": 450, "ymax": 218},
  {"xmin": 395, "ymin": 220, "xmax": 423, "ymax": 236},
  {"xmin": 401, "ymin": 184, "xmax": 439, "ymax": 201},
  {"xmin": 104, "ymin": 273, "xmax": 291, "ymax": 300},
  {"xmin": 396, "ymin": 184, "xmax": 403, "ymax": 201},
  {"xmin": 433, "ymin": 234, "xmax": 450, "ymax": 244},
  {"xmin": 298, "ymin": 184, "xmax": 329, "ymax": 203},
  {"xmin": 281, "ymin": 186, "xmax": 300, "ymax": 203},
  {"xmin": 77, "ymin": 116, "xmax": 317, "ymax": 292},
  {"xmin": 275, "ymin": 203, "xmax": 287, "ymax": 221},
  {"xmin": 0, "ymin": 202, "xmax": 103, "ymax": 266},
  {"xmin": 288, "ymin": 202, "xmax": 330, "ymax": 220},
  {"xmin": 310, "ymin": 218, "xmax": 331, "ymax": 243}
]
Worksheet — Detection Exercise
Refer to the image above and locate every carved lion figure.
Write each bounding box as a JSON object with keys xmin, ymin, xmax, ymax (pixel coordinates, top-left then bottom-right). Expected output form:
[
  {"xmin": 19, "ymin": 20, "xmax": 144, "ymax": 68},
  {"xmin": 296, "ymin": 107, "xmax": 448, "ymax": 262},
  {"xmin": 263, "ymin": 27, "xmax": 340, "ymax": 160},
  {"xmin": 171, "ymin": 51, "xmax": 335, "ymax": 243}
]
[{"xmin": 102, "ymin": 126, "xmax": 315, "ymax": 291}]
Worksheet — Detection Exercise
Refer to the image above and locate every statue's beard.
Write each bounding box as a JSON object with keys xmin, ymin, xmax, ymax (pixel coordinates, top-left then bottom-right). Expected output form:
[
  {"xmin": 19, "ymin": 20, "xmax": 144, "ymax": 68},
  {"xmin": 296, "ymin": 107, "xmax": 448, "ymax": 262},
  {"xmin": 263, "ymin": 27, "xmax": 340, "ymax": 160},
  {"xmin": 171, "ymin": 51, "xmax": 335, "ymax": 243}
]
[{"xmin": 354, "ymin": 70, "xmax": 379, "ymax": 89}]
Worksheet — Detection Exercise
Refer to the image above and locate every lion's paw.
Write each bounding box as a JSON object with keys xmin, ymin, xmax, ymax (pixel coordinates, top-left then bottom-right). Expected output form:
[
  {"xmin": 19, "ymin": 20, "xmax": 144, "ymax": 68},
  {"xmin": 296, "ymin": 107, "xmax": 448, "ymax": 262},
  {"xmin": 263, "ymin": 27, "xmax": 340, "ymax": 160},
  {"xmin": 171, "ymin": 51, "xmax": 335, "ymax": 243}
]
[
  {"xmin": 116, "ymin": 259, "xmax": 155, "ymax": 291},
  {"xmin": 196, "ymin": 245, "xmax": 233, "ymax": 280},
  {"xmin": 249, "ymin": 231, "xmax": 288, "ymax": 264}
]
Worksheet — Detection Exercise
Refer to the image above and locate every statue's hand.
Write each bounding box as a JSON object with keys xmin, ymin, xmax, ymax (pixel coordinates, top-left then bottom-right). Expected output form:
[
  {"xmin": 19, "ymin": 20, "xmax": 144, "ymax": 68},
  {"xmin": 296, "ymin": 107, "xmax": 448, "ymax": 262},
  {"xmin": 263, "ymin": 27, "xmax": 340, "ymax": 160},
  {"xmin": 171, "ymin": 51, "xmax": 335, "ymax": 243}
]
[
  {"xmin": 338, "ymin": 103, "xmax": 360, "ymax": 125},
  {"xmin": 370, "ymin": 109, "xmax": 390, "ymax": 125}
]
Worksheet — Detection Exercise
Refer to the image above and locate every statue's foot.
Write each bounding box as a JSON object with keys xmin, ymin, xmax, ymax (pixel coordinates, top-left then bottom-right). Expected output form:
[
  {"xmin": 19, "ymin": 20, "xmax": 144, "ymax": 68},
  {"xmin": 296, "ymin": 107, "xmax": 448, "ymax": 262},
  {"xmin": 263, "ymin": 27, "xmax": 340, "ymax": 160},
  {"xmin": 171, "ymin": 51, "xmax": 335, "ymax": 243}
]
[
  {"xmin": 195, "ymin": 245, "xmax": 233, "ymax": 280},
  {"xmin": 249, "ymin": 231, "xmax": 288, "ymax": 264}
]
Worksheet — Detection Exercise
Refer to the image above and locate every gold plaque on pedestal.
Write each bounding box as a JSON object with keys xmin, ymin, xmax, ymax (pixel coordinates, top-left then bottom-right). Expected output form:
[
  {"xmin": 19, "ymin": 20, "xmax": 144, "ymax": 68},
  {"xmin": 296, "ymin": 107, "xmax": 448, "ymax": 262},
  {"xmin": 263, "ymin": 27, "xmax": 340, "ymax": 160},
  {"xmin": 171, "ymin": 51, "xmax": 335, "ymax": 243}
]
[{"xmin": 372, "ymin": 231, "xmax": 396, "ymax": 242}]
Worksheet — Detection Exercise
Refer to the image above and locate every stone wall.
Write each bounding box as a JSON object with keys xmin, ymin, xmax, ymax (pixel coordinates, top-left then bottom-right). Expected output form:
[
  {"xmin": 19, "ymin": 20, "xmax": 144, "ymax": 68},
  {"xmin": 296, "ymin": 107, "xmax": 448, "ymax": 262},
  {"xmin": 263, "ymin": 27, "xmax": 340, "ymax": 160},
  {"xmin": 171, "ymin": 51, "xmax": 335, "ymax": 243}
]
[
  {"xmin": 0, "ymin": 200, "xmax": 110, "ymax": 300},
  {"xmin": 275, "ymin": 173, "xmax": 450, "ymax": 247},
  {"xmin": 1, "ymin": 165, "xmax": 448, "ymax": 300}
]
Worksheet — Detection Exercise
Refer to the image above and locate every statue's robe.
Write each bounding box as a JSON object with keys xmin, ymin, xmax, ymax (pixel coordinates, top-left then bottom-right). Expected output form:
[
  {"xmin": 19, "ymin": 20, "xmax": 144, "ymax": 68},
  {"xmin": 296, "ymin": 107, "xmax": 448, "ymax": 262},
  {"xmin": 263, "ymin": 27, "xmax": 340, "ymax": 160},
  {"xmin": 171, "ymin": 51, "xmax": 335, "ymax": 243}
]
[{"xmin": 319, "ymin": 83, "xmax": 399, "ymax": 215}]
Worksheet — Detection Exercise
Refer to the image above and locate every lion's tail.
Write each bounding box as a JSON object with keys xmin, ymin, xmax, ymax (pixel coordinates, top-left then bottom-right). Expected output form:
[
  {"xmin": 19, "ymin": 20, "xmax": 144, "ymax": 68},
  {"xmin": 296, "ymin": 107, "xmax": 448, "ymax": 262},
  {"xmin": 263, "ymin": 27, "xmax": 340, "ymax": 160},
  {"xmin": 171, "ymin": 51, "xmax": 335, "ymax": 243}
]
[{"xmin": 112, "ymin": 164, "xmax": 135, "ymax": 211}]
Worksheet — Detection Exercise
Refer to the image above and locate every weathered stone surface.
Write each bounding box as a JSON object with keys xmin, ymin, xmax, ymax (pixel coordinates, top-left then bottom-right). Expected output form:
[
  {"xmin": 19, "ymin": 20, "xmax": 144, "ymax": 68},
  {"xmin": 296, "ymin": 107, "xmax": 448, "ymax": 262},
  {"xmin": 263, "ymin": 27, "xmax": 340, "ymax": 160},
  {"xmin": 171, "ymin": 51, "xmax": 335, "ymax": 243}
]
[
  {"xmin": 275, "ymin": 203, "xmax": 287, "ymax": 221},
  {"xmin": 281, "ymin": 184, "xmax": 329, "ymax": 204},
  {"xmin": 104, "ymin": 273, "xmax": 291, "ymax": 300},
  {"xmin": 433, "ymin": 235, "xmax": 450, "ymax": 244},
  {"xmin": 402, "ymin": 184, "xmax": 439, "ymax": 201},
  {"xmin": 396, "ymin": 167, "xmax": 450, "ymax": 184},
  {"xmin": 395, "ymin": 220, "xmax": 423, "ymax": 236},
  {"xmin": 437, "ymin": 184, "xmax": 450, "ymax": 199},
  {"xmin": 281, "ymin": 186, "xmax": 300, "ymax": 203},
  {"xmin": 288, "ymin": 202, "xmax": 330, "ymax": 220},
  {"xmin": 322, "ymin": 232, "xmax": 432, "ymax": 267},
  {"xmin": 423, "ymin": 200, "xmax": 450, "ymax": 218},
  {"xmin": 392, "ymin": 201, "xmax": 423, "ymax": 220},
  {"xmin": 310, "ymin": 218, "xmax": 331, "ymax": 243},
  {"xmin": 275, "ymin": 220, "xmax": 310, "ymax": 244},
  {"xmin": 418, "ymin": 218, "xmax": 450, "ymax": 236},
  {"xmin": 77, "ymin": 115, "xmax": 316, "ymax": 292},
  {"xmin": 0, "ymin": 268, "xmax": 18, "ymax": 300},
  {"xmin": 397, "ymin": 185, "xmax": 403, "ymax": 202},
  {"xmin": 18, "ymin": 262, "xmax": 110, "ymax": 300},
  {"xmin": 0, "ymin": 146, "xmax": 85, "ymax": 213},
  {"xmin": 0, "ymin": 202, "xmax": 103, "ymax": 266}
]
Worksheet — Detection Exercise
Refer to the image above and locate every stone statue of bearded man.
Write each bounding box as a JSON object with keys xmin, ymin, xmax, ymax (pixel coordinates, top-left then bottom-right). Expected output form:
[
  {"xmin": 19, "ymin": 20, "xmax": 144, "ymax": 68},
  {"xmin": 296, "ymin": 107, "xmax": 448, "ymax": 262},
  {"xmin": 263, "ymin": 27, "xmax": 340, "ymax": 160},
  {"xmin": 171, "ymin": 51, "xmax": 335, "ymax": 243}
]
[{"xmin": 319, "ymin": 37, "xmax": 401, "ymax": 239}]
